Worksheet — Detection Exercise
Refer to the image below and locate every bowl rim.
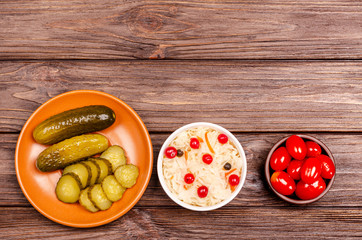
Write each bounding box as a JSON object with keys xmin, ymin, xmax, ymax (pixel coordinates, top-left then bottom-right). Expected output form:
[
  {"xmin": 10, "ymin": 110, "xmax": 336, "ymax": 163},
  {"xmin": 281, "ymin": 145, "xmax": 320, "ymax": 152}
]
[
  {"xmin": 265, "ymin": 134, "xmax": 336, "ymax": 204},
  {"xmin": 157, "ymin": 122, "xmax": 247, "ymax": 211}
]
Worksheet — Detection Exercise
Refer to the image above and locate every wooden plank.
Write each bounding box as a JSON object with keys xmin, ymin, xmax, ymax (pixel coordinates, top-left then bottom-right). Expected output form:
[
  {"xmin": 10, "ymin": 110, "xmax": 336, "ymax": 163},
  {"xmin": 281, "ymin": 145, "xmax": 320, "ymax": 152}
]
[
  {"xmin": 2, "ymin": 133, "xmax": 362, "ymax": 207},
  {"xmin": 0, "ymin": 0, "xmax": 361, "ymax": 60},
  {"xmin": 1, "ymin": 60, "xmax": 361, "ymax": 132},
  {"xmin": 0, "ymin": 207, "xmax": 361, "ymax": 238}
]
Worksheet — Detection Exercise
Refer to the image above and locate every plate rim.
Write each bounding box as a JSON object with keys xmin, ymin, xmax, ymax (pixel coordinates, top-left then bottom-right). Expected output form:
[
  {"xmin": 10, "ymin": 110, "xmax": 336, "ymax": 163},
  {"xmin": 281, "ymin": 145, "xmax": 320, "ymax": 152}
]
[{"xmin": 15, "ymin": 90, "xmax": 153, "ymax": 228}]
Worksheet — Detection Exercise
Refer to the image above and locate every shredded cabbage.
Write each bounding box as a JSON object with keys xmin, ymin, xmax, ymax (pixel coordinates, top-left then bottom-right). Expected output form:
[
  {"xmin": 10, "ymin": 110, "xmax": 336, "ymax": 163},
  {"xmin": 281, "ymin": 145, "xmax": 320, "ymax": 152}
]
[{"xmin": 162, "ymin": 127, "xmax": 243, "ymax": 207}]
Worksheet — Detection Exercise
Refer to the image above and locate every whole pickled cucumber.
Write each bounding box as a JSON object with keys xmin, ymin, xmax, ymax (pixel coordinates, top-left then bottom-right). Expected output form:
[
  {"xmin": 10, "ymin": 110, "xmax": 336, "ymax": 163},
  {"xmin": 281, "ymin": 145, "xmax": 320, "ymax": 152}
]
[
  {"xmin": 36, "ymin": 134, "xmax": 109, "ymax": 172},
  {"xmin": 33, "ymin": 105, "xmax": 115, "ymax": 145}
]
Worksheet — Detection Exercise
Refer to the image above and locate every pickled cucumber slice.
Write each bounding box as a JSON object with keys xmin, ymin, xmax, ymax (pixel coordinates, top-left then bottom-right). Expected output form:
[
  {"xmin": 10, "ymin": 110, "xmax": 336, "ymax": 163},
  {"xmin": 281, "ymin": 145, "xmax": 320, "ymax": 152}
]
[
  {"xmin": 37, "ymin": 134, "xmax": 109, "ymax": 172},
  {"xmin": 114, "ymin": 164, "xmax": 139, "ymax": 188},
  {"xmin": 88, "ymin": 184, "xmax": 112, "ymax": 211},
  {"xmin": 91, "ymin": 158, "xmax": 112, "ymax": 184},
  {"xmin": 100, "ymin": 145, "xmax": 127, "ymax": 172},
  {"xmin": 79, "ymin": 187, "xmax": 99, "ymax": 213},
  {"xmin": 63, "ymin": 163, "xmax": 91, "ymax": 188},
  {"xmin": 55, "ymin": 173, "xmax": 81, "ymax": 203},
  {"xmin": 83, "ymin": 160, "xmax": 100, "ymax": 186},
  {"xmin": 101, "ymin": 175, "xmax": 126, "ymax": 202}
]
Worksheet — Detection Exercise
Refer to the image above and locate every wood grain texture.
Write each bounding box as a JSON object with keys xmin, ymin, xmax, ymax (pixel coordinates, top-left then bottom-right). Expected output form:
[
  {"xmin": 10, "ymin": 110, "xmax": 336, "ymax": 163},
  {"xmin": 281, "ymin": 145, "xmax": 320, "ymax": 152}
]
[
  {"xmin": 1, "ymin": 60, "xmax": 361, "ymax": 132},
  {"xmin": 0, "ymin": 207, "xmax": 361, "ymax": 239},
  {"xmin": 1, "ymin": 0, "xmax": 361, "ymax": 236},
  {"xmin": 2, "ymin": 133, "xmax": 362, "ymax": 207},
  {"xmin": 0, "ymin": 0, "xmax": 361, "ymax": 60}
]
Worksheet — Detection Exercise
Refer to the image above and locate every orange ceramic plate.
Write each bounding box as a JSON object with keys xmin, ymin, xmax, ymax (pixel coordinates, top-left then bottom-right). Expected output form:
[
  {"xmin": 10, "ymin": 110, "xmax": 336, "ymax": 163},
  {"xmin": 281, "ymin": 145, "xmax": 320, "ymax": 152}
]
[{"xmin": 15, "ymin": 90, "xmax": 153, "ymax": 228}]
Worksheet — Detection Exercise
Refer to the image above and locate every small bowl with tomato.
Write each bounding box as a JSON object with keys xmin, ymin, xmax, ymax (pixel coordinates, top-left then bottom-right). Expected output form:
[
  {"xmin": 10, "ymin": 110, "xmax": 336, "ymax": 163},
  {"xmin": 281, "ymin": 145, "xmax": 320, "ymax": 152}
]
[{"xmin": 265, "ymin": 135, "xmax": 336, "ymax": 204}]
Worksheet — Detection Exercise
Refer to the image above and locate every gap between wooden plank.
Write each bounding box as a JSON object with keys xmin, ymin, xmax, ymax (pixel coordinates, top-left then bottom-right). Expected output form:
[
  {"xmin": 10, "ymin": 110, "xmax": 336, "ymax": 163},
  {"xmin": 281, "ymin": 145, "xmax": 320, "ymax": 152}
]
[
  {"xmin": 1, "ymin": 205, "xmax": 361, "ymax": 210},
  {"xmin": 0, "ymin": 0, "xmax": 361, "ymax": 60},
  {"xmin": 0, "ymin": 59, "xmax": 361, "ymax": 62},
  {"xmin": 2, "ymin": 131, "xmax": 362, "ymax": 136}
]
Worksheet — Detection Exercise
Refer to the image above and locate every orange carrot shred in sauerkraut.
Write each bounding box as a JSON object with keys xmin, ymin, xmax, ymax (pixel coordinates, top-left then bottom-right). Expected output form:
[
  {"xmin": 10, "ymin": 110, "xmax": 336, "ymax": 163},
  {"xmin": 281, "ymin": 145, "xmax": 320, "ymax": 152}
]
[
  {"xmin": 205, "ymin": 132, "xmax": 215, "ymax": 154},
  {"xmin": 225, "ymin": 168, "xmax": 237, "ymax": 177}
]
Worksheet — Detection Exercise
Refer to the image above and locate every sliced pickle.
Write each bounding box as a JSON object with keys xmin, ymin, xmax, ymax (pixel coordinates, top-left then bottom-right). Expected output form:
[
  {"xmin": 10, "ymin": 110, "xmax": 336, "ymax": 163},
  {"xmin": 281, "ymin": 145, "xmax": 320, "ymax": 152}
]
[
  {"xmin": 100, "ymin": 145, "xmax": 127, "ymax": 172},
  {"xmin": 79, "ymin": 187, "xmax": 99, "ymax": 213},
  {"xmin": 114, "ymin": 164, "xmax": 139, "ymax": 188},
  {"xmin": 63, "ymin": 163, "xmax": 90, "ymax": 189},
  {"xmin": 101, "ymin": 175, "xmax": 126, "ymax": 202},
  {"xmin": 83, "ymin": 160, "xmax": 100, "ymax": 186},
  {"xmin": 55, "ymin": 173, "xmax": 81, "ymax": 203},
  {"xmin": 91, "ymin": 158, "xmax": 112, "ymax": 184},
  {"xmin": 88, "ymin": 184, "xmax": 112, "ymax": 210}
]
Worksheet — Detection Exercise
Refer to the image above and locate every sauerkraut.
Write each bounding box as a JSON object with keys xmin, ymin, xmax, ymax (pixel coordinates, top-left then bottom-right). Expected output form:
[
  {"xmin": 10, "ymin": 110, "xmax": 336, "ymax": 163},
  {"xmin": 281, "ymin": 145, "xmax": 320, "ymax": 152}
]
[{"xmin": 162, "ymin": 127, "xmax": 243, "ymax": 207}]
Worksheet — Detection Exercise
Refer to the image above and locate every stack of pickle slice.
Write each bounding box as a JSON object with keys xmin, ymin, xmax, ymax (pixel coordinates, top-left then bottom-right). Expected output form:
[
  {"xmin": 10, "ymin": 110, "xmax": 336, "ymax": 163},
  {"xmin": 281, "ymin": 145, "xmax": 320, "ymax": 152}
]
[{"xmin": 55, "ymin": 145, "xmax": 139, "ymax": 212}]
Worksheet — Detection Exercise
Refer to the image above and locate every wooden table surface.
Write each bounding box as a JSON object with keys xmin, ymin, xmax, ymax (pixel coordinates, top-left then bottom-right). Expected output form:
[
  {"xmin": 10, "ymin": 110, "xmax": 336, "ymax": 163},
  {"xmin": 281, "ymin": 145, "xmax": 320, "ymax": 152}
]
[{"xmin": 1, "ymin": 0, "xmax": 361, "ymax": 239}]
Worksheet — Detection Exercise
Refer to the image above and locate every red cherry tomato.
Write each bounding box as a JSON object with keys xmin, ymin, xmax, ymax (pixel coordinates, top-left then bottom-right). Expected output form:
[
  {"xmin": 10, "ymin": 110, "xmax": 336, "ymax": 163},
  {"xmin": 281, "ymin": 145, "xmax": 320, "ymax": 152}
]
[
  {"xmin": 190, "ymin": 138, "xmax": 200, "ymax": 149},
  {"xmin": 218, "ymin": 134, "xmax": 228, "ymax": 144},
  {"xmin": 306, "ymin": 141, "xmax": 322, "ymax": 157},
  {"xmin": 300, "ymin": 157, "xmax": 322, "ymax": 184},
  {"xmin": 197, "ymin": 186, "xmax": 208, "ymax": 198},
  {"xmin": 184, "ymin": 173, "xmax": 195, "ymax": 184},
  {"xmin": 270, "ymin": 147, "xmax": 291, "ymax": 171},
  {"xmin": 202, "ymin": 154, "xmax": 213, "ymax": 164},
  {"xmin": 287, "ymin": 159, "xmax": 304, "ymax": 180},
  {"xmin": 318, "ymin": 154, "xmax": 335, "ymax": 179},
  {"xmin": 165, "ymin": 146, "xmax": 177, "ymax": 158},
  {"xmin": 228, "ymin": 174, "xmax": 240, "ymax": 186},
  {"xmin": 270, "ymin": 171, "xmax": 296, "ymax": 196},
  {"xmin": 286, "ymin": 135, "xmax": 307, "ymax": 160},
  {"xmin": 295, "ymin": 177, "xmax": 326, "ymax": 200}
]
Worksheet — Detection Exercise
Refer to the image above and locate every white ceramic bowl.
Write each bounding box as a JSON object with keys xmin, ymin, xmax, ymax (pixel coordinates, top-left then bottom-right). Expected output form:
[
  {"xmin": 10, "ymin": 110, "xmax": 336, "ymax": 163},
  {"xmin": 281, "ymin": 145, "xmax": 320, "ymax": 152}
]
[{"xmin": 157, "ymin": 122, "xmax": 247, "ymax": 211}]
